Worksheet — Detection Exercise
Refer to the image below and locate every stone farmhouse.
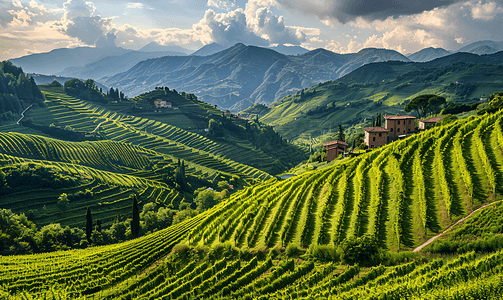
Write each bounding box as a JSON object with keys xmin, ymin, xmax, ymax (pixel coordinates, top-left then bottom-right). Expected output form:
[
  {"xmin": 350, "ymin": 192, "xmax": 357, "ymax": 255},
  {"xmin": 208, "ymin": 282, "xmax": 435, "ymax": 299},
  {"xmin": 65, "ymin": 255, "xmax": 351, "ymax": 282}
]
[
  {"xmin": 323, "ymin": 140, "xmax": 349, "ymax": 162},
  {"xmin": 364, "ymin": 114, "xmax": 416, "ymax": 148},
  {"xmin": 364, "ymin": 127, "xmax": 390, "ymax": 148}
]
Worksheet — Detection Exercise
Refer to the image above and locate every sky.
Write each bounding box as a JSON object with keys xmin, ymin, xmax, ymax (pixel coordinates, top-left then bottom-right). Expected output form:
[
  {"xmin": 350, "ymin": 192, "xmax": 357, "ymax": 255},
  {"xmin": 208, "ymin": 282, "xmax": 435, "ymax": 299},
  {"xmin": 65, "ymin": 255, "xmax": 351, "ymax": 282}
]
[{"xmin": 1, "ymin": 0, "xmax": 502, "ymax": 61}]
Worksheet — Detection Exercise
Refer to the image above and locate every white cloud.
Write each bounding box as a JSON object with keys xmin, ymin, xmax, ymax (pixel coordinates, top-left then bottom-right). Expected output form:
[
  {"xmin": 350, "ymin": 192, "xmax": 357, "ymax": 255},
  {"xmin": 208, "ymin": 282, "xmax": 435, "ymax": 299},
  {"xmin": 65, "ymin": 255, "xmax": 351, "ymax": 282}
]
[
  {"xmin": 126, "ymin": 3, "xmax": 144, "ymax": 9},
  {"xmin": 207, "ymin": 0, "xmax": 236, "ymax": 10},
  {"xmin": 469, "ymin": 1, "xmax": 503, "ymax": 20},
  {"xmin": 325, "ymin": 39, "xmax": 341, "ymax": 52},
  {"xmin": 12, "ymin": 0, "xmax": 23, "ymax": 8},
  {"xmin": 193, "ymin": 8, "xmax": 269, "ymax": 47},
  {"xmin": 8, "ymin": 9, "xmax": 32, "ymax": 27}
]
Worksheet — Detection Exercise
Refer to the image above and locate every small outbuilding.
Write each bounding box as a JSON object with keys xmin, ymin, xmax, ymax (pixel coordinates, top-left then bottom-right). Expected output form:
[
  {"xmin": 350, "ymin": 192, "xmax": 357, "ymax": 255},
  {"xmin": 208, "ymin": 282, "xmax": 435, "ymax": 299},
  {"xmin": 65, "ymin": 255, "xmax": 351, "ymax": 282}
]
[
  {"xmin": 418, "ymin": 116, "xmax": 443, "ymax": 130},
  {"xmin": 323, "ymin": 140, "xmax": 349, "ymax": 162}
]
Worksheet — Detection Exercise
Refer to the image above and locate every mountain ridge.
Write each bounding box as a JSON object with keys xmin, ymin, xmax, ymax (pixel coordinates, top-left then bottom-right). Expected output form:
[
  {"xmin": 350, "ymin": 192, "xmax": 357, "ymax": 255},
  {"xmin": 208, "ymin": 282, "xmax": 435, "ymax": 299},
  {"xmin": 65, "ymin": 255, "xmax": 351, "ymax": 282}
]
[{"xmin": 103, "ymin": 44, "xmax": 409, "ymax": 111}]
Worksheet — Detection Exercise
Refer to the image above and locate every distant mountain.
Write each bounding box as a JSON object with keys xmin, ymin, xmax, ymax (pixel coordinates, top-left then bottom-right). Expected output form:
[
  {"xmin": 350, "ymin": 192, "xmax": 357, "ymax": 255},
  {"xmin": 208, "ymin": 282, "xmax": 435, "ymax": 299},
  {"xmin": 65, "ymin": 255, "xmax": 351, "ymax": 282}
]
[
  {"xmin": 104, "ymin": 44, "xmax": 409, "ymax": 111},
  {"xmin": 191, "ymin": 43, "xmax": 226, "ymax": 56},
  {"xmin": 408, "ymin": 47, "xmax": 451, "ymax": 62},
  {"xmin": 139, "ymin": 42, "xmax": 193, "ymax": 54},
  {"xmin": 456, "ymin": 40, "xmax": 503, "ymax": 54},
  {"xmin": 250, "ymin": 50, "xmax": 503, "ymax": 143},
  {"xmin": 60, "ymin": 50, "xmax": 188, "ymax": 81},
  {"xmin": 10, "ymin": 46, "xmax": 130, "ymax": 75},
  {"xmin": 268, "ymin": 44, "xmax": 309, "ymax": 56},
  {"xmin": 469, "ymin": 45, "xmax": 500, "ymax": 55}
]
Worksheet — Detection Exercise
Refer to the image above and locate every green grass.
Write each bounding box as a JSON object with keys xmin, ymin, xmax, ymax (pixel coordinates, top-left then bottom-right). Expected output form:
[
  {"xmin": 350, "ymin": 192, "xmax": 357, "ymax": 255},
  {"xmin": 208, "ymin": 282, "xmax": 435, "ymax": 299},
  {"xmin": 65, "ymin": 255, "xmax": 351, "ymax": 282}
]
[{"xmin": 247, "ymin": 61, "xmax": 503, "ymax": 143}]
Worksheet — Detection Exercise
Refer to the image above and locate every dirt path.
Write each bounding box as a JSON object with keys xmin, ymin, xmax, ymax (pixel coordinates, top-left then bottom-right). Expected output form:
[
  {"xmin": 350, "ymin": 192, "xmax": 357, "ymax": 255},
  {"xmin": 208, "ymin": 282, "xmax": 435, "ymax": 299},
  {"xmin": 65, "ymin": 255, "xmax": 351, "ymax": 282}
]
[
  {"xmin": 16, "ymin": 104, "xmax": 34, "ymax": 124},
  {"xmin": 413, "ymin": 200, "xmax": 501, "ymax": 252}
]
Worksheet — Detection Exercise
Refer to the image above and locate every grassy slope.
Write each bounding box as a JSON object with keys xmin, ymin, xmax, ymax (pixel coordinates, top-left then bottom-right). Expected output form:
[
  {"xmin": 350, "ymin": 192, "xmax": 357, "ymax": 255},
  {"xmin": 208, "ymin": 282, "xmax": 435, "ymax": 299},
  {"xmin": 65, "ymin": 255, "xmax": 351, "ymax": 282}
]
[
  {"xmin": 110, "ymin": 88, "xmax": 308, "ymax": 174},
  {"xmin": 0, "ymin": 134, "xmax": 184, "ymax": 228},
  {"xmin": 34, "ymin": 87, "xmax": 272, "ymax": 184},
  {"xmin": 2, "ymin": 108, "xmax": 503, "ymax": 299},
  {"xmin": 244, "ymin": 60, "xmax": 503, "ymax": 144}
]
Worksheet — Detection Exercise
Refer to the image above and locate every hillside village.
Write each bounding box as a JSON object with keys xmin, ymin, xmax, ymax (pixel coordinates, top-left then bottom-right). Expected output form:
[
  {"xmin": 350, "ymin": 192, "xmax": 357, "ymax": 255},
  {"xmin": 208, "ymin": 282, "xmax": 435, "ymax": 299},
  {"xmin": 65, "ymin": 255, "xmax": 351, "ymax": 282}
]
[{"xmin": 323, "ymin": 114, "xmax": 444, "ymax": 162}]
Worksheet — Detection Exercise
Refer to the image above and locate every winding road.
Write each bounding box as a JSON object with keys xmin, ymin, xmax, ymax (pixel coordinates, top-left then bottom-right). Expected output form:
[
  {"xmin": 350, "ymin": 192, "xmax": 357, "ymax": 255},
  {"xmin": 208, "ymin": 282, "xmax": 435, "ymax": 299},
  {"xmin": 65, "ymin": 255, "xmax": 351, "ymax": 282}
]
[{"xmin": 413, "ymin": 200, "xmax": 501, "ymax": 252}]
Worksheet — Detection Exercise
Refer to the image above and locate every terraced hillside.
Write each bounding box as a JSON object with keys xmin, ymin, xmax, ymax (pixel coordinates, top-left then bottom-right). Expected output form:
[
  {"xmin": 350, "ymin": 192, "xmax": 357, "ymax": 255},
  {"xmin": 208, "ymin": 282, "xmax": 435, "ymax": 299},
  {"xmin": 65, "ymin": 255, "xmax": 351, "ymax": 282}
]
[
  {"xmin": 243, "ymin": 55, "xmax": 503, "ymax": 144},
  {"xmin": 1, "ymin": 107, "xmax": 502, "ymax": 299},
  {"xmin": 190, "ymin": 110, "xmax": 503, "ymax": 251},
  {"xmin": 0, "ymin": 131, "xmax": 249, "ymax": 229},
  {"xmin": 126, "ymin": 88, "xmax": 307, "ymax": 174},
  {"xmin": 0, "ymin": 155, "xmax": 177, "ymax": 229},
  {"xmin": 32, "ymin": 87, "xmax": 272, "ymax": 184}
]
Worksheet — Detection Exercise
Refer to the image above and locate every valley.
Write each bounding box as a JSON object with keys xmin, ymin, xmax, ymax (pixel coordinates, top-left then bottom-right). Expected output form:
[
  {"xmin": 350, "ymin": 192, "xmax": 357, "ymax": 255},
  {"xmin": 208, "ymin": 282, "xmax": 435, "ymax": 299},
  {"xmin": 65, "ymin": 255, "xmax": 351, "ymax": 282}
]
[{"xmin": 2, "ymin": 41, "xmax": 503, "ymax": 299}]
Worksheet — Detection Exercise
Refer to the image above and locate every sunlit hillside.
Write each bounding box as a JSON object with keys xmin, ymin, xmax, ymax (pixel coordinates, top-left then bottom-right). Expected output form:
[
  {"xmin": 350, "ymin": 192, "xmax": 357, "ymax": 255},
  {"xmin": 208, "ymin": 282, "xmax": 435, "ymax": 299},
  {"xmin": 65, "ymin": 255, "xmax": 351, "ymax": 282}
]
[{"xmin": 1, "ymin": 107, "xmax": 502, "ymax": 299}]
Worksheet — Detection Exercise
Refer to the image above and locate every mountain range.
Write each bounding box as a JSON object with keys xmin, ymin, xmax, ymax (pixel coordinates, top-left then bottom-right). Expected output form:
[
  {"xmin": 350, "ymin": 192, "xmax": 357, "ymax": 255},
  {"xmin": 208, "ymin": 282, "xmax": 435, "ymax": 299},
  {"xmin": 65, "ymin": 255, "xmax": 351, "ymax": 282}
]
[
  {"xmin": 9, "ymin": 40, "xmax": 503, "ymax": 112},
  {"xmin": 102, "ymin": 43, "xmax": 410, "ymax": 111}
]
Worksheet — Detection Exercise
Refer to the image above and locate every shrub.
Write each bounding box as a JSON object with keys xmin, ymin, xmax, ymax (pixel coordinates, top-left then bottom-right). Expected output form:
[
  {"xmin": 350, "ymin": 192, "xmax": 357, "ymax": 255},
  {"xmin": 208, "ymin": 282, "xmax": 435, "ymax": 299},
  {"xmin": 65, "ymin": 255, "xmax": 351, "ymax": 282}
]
[
  {"xmin": 340, "ymin": 235, "xmax": 382, "ymax": 266},
  {"xmin": 286, "ymin": 243, "xmax": 299, "ymax": 257},
  {"xmin": 309, "ymin": 244, "xmax": 341, "ymax": 262}
]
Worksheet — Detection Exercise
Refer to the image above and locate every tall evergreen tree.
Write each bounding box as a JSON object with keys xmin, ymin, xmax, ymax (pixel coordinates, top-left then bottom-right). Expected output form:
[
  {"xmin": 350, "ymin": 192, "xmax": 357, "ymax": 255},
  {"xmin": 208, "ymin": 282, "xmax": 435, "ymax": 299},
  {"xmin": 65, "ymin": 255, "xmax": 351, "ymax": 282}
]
[
  {"xmin": 85, "ymin": 207, "xmax": 92, "ymax": 245},
  {"xmin": 131, "ymin": 195, "xmax": 140, "ymax": 238},
  {"xmin": 337, "ymin": 124, "xmax": 345, "ymax": 141}
]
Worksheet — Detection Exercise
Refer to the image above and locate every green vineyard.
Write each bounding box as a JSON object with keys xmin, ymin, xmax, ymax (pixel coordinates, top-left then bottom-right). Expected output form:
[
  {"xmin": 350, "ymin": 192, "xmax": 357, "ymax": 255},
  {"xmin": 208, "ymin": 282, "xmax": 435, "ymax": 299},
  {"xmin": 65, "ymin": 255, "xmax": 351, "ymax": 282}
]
[
  {"xmin": 186, "ymin": 110, "xmax": 503, "ymax": 251},
  {"xmin": 35, "ymin": 87, "xmax": 273, "ymax": 184},
  {"xmin": 0, "ymin": 152, "xmax": 179, "ymax": 228},
  {"xmin": 1, "ymin": 106, "xmax": 502, "ymax": 298}
]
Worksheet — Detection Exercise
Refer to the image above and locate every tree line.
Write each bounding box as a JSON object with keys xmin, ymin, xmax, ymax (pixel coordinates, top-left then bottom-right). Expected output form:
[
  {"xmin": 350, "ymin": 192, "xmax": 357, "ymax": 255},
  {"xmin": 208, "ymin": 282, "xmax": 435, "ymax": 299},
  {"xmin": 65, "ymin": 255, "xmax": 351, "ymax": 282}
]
[
  {"xmin": 64, "ymin": 78, "xmax": 126, "ymax": 104},
  {"xmin": 0, "ymin": 61, "xmax": 45, "ymax": 123}
]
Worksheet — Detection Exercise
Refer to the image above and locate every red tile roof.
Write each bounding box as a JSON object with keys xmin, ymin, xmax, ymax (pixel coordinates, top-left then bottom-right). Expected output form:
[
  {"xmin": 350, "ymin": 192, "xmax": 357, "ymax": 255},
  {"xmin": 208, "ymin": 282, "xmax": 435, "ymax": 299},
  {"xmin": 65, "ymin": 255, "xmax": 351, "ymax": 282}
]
[
  {"xmin": 323, "ymin": 140, "xmax": 349, "ymax": 147},
  {"xmin": 419, "ymin": 116, "xmax": 444, "ymax": 123},
  {"xmin": 364, "ymin": 127, "xmax": 390, "ymax": 133},
  {"xmin": 384, "ymin": 114, "xmax": 416, "ymax": 120}
]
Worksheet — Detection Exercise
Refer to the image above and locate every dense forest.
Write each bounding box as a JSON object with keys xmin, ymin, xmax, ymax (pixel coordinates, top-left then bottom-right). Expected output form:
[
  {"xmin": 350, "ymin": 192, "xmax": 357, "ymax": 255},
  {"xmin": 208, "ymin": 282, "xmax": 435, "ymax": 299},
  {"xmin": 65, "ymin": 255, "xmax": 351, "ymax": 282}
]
[{"xmin": 0, "ymin": 61, "xmax": 45, "ymax": 123}]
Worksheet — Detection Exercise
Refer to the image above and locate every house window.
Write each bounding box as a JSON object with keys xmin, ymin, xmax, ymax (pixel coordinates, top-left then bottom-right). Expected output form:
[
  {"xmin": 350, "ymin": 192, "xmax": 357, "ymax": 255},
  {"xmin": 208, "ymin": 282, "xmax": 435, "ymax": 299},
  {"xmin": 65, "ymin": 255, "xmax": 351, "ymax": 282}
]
[
  {"xmin": 379, "ymin": 133, "xmax": 382, "ymax": 137},
  {"xmin": 397, "ymin": 128, "xmax": 400, "ymax": 132},
  {"xmin": 398, "ymin": 120, "xmax": 400, "ymax": 125},
  {"xmin": 409, "ymin": 120, "xmax": 411, "ymax": 124},
  {"xmin": 373, "ymin": 137, "xmax": 376, "ymax": 142},
  {"xmin": 390, "ymin": 128, "xmax": 393, "ymax": 132}
]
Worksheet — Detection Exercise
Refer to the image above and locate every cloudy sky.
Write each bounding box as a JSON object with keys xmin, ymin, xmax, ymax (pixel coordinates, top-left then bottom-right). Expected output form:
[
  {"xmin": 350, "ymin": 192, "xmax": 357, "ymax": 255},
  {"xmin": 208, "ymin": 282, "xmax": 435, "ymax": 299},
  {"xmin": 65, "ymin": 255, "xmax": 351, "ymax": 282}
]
[{"xmin": 1, "ymin": 0, "xmax": 502, "ymax": 60}]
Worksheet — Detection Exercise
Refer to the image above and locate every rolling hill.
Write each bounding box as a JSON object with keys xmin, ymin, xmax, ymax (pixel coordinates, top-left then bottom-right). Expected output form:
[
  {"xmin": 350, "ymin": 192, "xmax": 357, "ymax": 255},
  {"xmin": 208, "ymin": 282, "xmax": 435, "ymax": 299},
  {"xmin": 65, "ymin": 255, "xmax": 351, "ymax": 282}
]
[
  {"xmin": 1, "ymin": 106, "xmax": 502, "ymax": 299},
  {"xmin": 18, "ymin": 85, "xmax": 305, "ymax": 175},
  {"xmin": 245, "ymin": 51, "xmax": 503, "ymax": 145}
]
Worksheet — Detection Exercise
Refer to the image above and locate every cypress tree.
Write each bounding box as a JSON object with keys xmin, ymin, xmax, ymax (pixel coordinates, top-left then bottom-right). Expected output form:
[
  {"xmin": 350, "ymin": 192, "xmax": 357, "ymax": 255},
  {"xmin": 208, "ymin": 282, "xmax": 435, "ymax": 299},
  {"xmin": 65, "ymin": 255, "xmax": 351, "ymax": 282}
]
[
  {"xmin": 86, "ymin": 207, "xmax": 92, "ymax": 245},
  {"xmin": 338, "ymin": 124, "xmax": 345, "ymax": 141},
  {"xmin": 131, "ymin": 195, "xmax": 140, "ymax": 238}
]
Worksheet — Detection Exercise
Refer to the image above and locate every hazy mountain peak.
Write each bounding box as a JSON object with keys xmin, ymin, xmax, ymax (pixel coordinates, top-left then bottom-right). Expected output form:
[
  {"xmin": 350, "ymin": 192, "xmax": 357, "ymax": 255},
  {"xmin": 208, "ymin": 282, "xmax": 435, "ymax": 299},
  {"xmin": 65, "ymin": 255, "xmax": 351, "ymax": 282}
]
[
  {"xmin": 408, "ymin": 47, "xmax": 451, "ymax": 62},
  {"xmin": 456, "ymin": 40, "xmax": 503, "ymax": 54},
  {"xmin": 191, "ymin": 43, "xmax": 226, "ymax": 56},
  {"xmin": 139, "ymin": 42, "xmax": 191, "ymax": 54},
  {"xmin": 268, "ymin": 44, "xmax": 309, "ymax": 56}
]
